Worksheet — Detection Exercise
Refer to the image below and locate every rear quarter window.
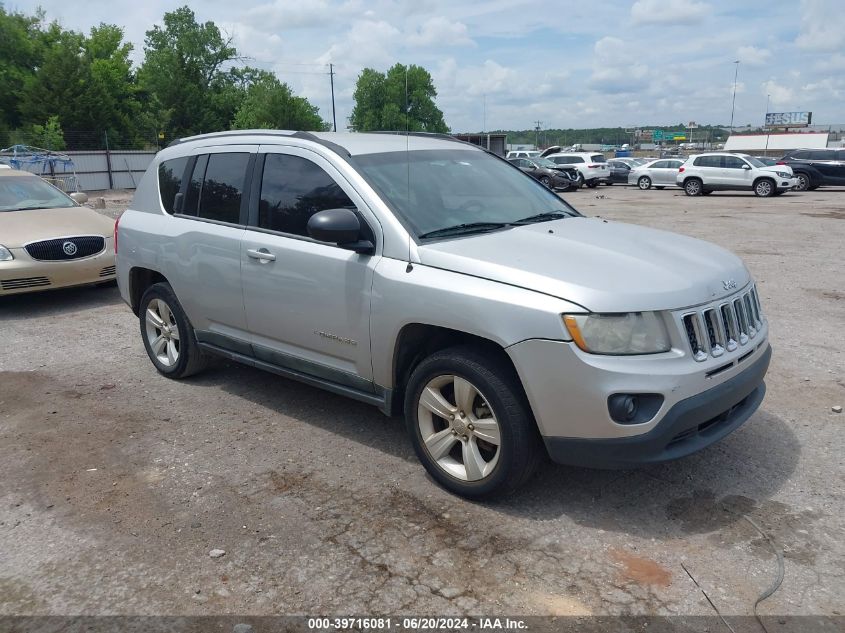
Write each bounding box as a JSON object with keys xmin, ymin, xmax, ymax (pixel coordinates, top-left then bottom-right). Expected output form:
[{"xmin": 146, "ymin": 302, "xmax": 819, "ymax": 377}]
[
  {"xmin": 590, "ymin": 154, "xmax": 606, "ymax": 163},
  {"xmin": 158, "ymin": 157, "xmax": 189, "ymax": 214}
]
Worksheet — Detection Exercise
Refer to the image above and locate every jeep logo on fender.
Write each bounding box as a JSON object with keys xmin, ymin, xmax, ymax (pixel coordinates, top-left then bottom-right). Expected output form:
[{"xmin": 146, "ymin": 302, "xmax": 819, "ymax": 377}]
[{"xmin": 722, "ymin": 279, "xmax": 737, "ymax": 291}]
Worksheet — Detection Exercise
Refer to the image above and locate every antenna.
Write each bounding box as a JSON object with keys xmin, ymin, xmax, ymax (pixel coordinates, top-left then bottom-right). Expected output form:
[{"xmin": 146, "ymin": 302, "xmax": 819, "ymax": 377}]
[
  {"xmin": 329, "ymin": 63, "xmax": 337, "ymax": 132},
  {"xmin": 405, "ymin": 65, "xmax": 413, "ymax": 271}
]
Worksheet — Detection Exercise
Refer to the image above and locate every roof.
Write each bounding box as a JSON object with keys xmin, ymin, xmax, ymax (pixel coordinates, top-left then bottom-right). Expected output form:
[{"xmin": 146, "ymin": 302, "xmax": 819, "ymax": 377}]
[
  {"xmin": 724, "ymin": 132, "xmax": 829, "ymax": 151},
  {"xmin": 167, "ymin": 130, "xmax": 477, "ymax": 157}
]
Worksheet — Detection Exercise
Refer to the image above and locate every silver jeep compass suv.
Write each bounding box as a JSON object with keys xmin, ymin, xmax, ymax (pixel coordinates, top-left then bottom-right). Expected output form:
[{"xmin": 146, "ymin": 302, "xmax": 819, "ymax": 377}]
[{"xmin": 116, "ymin": 130, "xmax": 771, "ymax": 498}]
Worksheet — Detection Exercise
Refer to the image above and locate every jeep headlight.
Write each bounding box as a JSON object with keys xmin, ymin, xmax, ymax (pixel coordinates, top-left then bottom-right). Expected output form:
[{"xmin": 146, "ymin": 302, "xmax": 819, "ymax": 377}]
[
  {"xmin": 563, "ymin": 312, "xmax": 671, "ymax": 355},
  {"xmin": 0, "ymin": 245, "xmax": 13, "ymax": 261}
]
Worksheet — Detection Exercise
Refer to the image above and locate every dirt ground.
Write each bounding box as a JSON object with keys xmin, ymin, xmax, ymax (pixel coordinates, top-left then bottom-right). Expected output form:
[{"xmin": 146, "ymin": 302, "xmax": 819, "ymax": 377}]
[{"xmin": 1, "ymin": 185, "xmax": 843, "ymax": 620}]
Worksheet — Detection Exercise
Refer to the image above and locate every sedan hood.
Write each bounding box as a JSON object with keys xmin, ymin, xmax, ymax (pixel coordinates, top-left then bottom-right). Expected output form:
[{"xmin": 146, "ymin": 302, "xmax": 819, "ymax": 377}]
[
  {"xmin": 0, "ymin": 206, "xmax": 115, "ymax": 248},
  {"xmin": 419, "ymin": 217, "xmax": 750, "ymax": 312}
]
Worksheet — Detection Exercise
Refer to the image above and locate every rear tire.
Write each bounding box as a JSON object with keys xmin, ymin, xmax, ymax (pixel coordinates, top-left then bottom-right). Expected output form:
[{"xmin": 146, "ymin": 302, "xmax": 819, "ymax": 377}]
[
  {"xmin": 794, "ymin": 172, "xmax": 810, "ymax": 192},
  {"xmin": 754, "ymin": 178, "xmax": 775, "ymax": 197},
  {"xmin": 684, "ymin": 178, "xmax": 703, "ymax": 196},
  {"xmin": 139, "ymin": 282, "xmax": 208, "ymax": 379},
  {"xmin": 638, "ymin": 176, "xmax": 652, "ymax": 190},
  {"xmin": 586, "ymin": 180, "xmax": 598, "ymax": 188},
  {"xmin": 404, "ymin": 346, "xmax": 541, "ymax": 499}
]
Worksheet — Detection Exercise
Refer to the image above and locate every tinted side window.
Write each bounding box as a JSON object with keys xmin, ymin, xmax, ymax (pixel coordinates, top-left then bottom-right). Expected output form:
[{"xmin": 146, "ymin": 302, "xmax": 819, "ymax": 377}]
[
  {"xmin": 694, "ymin": 156, "xmax": 718, "ymax": 167},
  {"xmin": 561, "ymin": 155, "xmax": 584, "ymax": 163},
  {"xmin": 182, "ymin": 154, "xmax": 208, "ymax": 217},
  {"xmin": 791, "ymin": 150, "xmax": 809, "ymax": 160},
  {"xmin": 158, "ymin": 157, "xmax": 189, "ymax": 214},
  {"xmin": 197, "ymin": 153, "xmax": 250, "ymax": 224},
  {"xmin": 723, "ymin": 156, "xmax": 747, "ymax": 169},
  {"xmin": 837, "ymin": 150, "xmax": 845, "ymax": 161},
  {"xmin": 590, "ymin": 154, "xmax": 606, "ymax": 163},
  {"xmin": 258, "ymin": 153, "xmax": 354, "ymax": 237},
  {"xmin": 651, "ymin": 160, "xmax": 669, "ymax": 169},
  {"xmin": 808, "ymin": 150, "xmax": 835, "ymax": 160}
]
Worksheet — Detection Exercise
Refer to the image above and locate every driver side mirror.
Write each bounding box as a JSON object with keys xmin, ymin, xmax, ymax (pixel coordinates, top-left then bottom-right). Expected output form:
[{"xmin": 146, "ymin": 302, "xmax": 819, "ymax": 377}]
[
  {"xmin": 307, "ymin": 208, "xmax": 374, "ymax": 254},
  {"xmin": 742, "ymin": 164, "xmax": 752, "ymax": 170},
  {"xmin": 70, "ymin": 192, "xmax": 88, "ymax": 204}
]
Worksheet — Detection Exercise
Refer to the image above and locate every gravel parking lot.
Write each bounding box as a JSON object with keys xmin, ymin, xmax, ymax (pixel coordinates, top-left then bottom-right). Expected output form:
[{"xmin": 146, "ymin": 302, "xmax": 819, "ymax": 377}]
[{"xmin": 1, "ymin": 186, "xmax": 843, "ymax": 620}]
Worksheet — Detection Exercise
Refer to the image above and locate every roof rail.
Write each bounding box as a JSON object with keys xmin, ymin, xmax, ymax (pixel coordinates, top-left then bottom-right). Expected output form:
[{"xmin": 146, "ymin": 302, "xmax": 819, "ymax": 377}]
[{"xmin": 167, "ymin": 129, "xmax": 298, "ymax": 148}]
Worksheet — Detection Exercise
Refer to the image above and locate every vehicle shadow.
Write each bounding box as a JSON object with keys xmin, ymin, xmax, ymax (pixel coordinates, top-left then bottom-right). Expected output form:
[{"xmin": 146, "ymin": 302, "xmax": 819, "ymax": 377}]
[
  {"xmin": 0, "ymin": 284, "xmax": 122, "ymax": 320},
  {"xmin": 189, "ymin": 358, "xmax": 799, "ymax": 537}
]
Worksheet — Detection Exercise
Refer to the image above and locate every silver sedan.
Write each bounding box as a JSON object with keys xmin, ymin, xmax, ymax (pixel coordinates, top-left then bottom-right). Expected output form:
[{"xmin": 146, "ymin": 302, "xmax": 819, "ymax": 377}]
[{"xmin": 628, "ymin": 158, "xmax": 685, "ymax": 190}]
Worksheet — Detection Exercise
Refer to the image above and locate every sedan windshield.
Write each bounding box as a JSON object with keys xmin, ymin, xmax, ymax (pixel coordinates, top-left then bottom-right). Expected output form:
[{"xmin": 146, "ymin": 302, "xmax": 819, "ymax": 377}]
[
  {"xmin": 0, "ymin": 176, "xmax": 76, "ymax": 212},
  {"xmin": 353, "ymin": 149, "xmax": 580, "ymax": 239}
]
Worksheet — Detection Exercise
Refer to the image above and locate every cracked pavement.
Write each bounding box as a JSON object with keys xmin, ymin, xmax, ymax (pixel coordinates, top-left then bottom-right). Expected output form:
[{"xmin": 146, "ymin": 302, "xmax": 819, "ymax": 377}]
[{"xmin": 1, "ymin": 187, "xmax": 843, "ymax": 617}]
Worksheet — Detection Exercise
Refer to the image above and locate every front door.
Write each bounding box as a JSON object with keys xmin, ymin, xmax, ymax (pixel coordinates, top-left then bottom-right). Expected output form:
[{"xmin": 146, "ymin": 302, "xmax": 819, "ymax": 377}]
[{"xmin": 240, "ymin": 146, "xmax": 380, "ymax": 388}]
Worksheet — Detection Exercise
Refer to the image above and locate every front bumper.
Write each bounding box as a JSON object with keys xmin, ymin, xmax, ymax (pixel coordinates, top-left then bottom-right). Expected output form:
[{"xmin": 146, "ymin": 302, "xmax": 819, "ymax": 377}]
[
  {"xmin": 543, "ymin": 345, "xmax": 770, "ymax": 468},
  {"xmin": 0, "ymin": 241, "xmax": 115, "ymax": 296}
]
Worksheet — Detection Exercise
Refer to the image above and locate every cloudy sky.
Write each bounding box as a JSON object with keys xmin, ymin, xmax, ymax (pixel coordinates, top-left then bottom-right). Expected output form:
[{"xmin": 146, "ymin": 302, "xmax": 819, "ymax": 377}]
[{"xmin": 15, "ymin": 0, "xmax": 845, "ymax": 131}]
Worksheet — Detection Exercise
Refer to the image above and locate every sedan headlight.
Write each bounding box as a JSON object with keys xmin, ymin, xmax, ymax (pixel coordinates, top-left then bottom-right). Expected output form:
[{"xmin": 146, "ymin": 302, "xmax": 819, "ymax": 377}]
[
  {"xmin": 0, "ymin": 245, "xmax": 13, "ymax": 261},
  {"xmin": 563, "ymin": 312, "xmax": 671, "ymax": 355},
  {"xmin": 776, "ymin": 171, "xmax": 791, "ymax": 178}
]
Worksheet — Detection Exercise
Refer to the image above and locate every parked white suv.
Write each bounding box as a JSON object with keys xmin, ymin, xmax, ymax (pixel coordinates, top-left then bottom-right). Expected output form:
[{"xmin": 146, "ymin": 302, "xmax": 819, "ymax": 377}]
[
  {"xmin": 116, "ymin": 130, "xmax": 770, "ymax": 499},
  {"xmin": 506, "ymin": 150, "xmax": 541, "ymax": 159},
  {"xmin": 541, "ymin": 152, "xmax": 610, "ymax": 187},
  {"xmin": 677, "ymin": 153, "xmax": 796, "ymax": 197}
]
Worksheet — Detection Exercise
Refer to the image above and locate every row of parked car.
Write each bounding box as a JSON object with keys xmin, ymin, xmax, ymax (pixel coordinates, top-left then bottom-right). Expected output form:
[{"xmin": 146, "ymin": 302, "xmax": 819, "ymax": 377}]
[{"xmin": 507, "ymin": 147, "xmax": 845, "ymax": 197}]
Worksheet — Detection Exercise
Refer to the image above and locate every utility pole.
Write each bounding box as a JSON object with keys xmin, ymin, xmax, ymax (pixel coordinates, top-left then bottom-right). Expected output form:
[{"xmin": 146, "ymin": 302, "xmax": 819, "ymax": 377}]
[
  {"xmin": 329, "ymin": 63, "xmax": 337, "ymax": 132},
  {"xmin": 729, "ymin": 60, "xmax": 740, "ymax": 136},
  {"xmin": 534, "ymin": 120, "xmax": 542, "ymax": 150},
  {"xmin": 764, "ymin": 94, "xmax": 771, "ymax": 154}
]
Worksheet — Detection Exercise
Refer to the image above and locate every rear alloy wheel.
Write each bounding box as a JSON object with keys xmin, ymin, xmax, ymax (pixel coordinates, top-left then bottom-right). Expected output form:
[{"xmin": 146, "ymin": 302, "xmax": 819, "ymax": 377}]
[
  {"xmin": 754, "ymin": 178, "xmax": 775, "ymax": 197},
  {"xmin": 586, "ymin": 180, "xmax": 598, "ymax": 188},
  {"xmin": 794, "ymin": 173, "xmax": 810, "ymax": 191},
  {"xmin": 684, "ymin": 178, "xmax": 703, "ymax": 196},
  {"xmin": 638, "ymin": 176, "xmax": 652, "ymax": 190},
  {"xmin": 405, "ymin": 347, "xmax": 541, "ymax": 499},
  {"xmin": 140, "ymin": 282, "xmax": 208, "ymax": 379}
]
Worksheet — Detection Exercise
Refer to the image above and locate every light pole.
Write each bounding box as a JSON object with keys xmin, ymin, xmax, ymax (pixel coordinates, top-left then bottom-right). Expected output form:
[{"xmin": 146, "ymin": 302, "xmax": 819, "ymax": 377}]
[
  {"xmin": 729, "ymin": 60, "xmax": 740, "ymax": 136},
  {"xmin": 764, "ymin": 94, "xmax": 771, "ymax": 154}
]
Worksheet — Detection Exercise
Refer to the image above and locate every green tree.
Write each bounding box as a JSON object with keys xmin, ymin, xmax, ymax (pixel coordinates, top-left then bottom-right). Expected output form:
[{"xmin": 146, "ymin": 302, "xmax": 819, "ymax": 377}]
[
  {"xmin": 138, "ymin": 6, "xmax": 240, "ymax": 138},
  {"xmin": 0, "ymin": 6, "xmax": 50, "ymax": 131},
  {"xmin": 232, "ymin": 72, "xmax": 327, "ymax": 131},
  {"xmin": 28, "ymin": 115, "xmax": 66, "ymax": 150},
  {"xmin": 350, "ymin": 63, "xmax": 448, "ymax": 133}
]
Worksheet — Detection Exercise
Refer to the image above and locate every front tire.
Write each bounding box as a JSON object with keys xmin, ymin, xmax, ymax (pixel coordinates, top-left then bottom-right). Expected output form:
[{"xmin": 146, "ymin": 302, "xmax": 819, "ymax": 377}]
[
  {"xmin": 638, "ymin": 176, "xmax": 652, "ymax": 190},
  {"xmin": 684, "ymin": 178, "xmax": 703, "ymax": 196},
  {"xmin": 404, "ymin": 347, "xmax": 541, "ymax": 499},
  {"xmin": 754, "ymin": 178, "xmax": 775, "ymax": 197},
  {"xmin": 140, "ymin": 282, "xmax": 208, "ymax": 379},
  {"xmin": 540, "ymin": 176, "xmax": 551, "ymax": 187}
]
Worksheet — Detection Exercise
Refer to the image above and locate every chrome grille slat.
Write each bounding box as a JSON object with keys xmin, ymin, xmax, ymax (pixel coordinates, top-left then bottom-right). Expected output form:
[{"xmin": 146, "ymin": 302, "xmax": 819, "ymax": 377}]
[
  {"xmin": 25, "ymin": 236, "xmax": 105, "ymax": 261},
  {"xmin": 1, "ymin": 276, "xmax": 51, "ymax": 290},
  {"xmin": 684, "ymin": 286, "xmax": 764, "ymax": 361}
]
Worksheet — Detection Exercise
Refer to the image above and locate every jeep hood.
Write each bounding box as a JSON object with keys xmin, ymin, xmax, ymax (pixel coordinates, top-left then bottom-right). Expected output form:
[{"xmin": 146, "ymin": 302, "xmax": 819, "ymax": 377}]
[{"xmin": 418, "ymin": 217, "xmax": 750, "ymax": 312}]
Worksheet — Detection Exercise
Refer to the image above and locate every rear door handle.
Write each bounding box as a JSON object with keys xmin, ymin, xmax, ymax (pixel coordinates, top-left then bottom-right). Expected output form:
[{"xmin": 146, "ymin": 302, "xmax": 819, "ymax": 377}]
[{"xmin": 246, "ymin": 248, "xmax": 276, "ymax": 262}]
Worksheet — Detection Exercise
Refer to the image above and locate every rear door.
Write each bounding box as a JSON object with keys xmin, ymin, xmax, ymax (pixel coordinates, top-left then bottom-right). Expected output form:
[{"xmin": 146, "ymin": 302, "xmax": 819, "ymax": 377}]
[
  {"xmin": 808, "ymin": 150, "xmax": 842, "ymax": 184},
  {"xmin": 168, "ymin": 146, "xmax": 256, "ymax": 344}
]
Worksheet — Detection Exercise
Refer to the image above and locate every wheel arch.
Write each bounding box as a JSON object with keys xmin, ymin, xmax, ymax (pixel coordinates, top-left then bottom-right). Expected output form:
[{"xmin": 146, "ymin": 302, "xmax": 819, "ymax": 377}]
[
  {"xmin": 128, "ymin": 267, "xmax": 169, "ymax": 315},
  {"xmin": 388, "ymin": 323, "xmax": 523, "ymax": 417}
]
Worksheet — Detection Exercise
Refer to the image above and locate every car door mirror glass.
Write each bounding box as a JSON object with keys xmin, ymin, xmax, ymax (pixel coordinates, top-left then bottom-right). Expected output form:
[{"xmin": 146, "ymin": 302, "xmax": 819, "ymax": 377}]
[{"xmin": 70, "ymin": 192, "xmax": 88, "ymax": 204}]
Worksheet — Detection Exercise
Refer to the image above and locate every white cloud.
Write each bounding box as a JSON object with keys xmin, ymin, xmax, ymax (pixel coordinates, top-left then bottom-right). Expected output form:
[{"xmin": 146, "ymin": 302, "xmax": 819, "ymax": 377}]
[
  {"xmin": 631, "ymin": 0, "xmax": 711, "ymax": 25},
  {"xmin": 762, "ymin": 80, "xmax": 794, "ymax": 106},
  {"xmin": 737, "ymin": 45, "xmax": 770, "ymax": 66},
  {"xmin": 589, "ymin": 37, "xmax": 649, "ymax": 94},
  {"xmin": 407, "ymin": 16, "xmax": 474, "ymax": 47},
  {"xmin": 795, "ymin": 0, "xmax": 845, "ymax": 52}
]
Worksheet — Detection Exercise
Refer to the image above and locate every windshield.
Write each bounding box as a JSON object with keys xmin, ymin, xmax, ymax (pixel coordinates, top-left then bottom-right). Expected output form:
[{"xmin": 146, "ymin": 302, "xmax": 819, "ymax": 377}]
[
  {"xmin": 0, "ymin": 176, "xmax": 76, "ymax": 212},
  {"xmin": 534, "ymin": 157, "xmax": 559, "ymax": 168},
  {"xmin": 353, "ymin": 149, "xmax": 580, "ymax": 239},
  {"xmin": 744, "ymin": 156, "xmax": 766, "ymax": 168}
]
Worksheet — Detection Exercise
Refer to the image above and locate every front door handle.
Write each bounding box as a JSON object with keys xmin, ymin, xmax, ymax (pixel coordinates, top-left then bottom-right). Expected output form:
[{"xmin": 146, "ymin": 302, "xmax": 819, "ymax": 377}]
[{"xmin": 246, "ymin": 248, "xmax": 276, "ymax": 262}]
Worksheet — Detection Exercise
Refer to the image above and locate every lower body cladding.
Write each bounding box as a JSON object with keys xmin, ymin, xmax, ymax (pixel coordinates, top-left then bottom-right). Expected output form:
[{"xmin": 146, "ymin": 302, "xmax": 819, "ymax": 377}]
[
  {"xmin": 507, "ymin": 337, "xmax": 771, "ymax": 469},
  {"xmin": 0, "ymin": 249, "xmax": 115, "ymax": 296}
]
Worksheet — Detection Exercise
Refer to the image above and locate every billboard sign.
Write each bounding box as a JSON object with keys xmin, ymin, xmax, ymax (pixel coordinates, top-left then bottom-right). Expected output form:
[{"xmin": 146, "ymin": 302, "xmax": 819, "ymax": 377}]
[
  {"xmin": 765, "ymin": 111, "xmax": 812, "ymax": 127},
  {"xmin": 652, "ymin": 129, "xmax": 664, "ymax": 141}
]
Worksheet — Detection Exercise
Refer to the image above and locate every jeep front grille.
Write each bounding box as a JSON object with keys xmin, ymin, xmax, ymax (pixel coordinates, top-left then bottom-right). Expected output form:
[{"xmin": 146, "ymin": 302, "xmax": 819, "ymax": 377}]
[{"xmin": 682, "ymin": 286, "xmax": 764, "ymax": 362}]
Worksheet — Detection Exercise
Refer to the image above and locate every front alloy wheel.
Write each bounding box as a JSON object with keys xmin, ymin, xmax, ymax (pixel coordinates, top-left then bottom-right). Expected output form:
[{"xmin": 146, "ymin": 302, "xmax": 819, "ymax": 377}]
[
  {"xmin": 754, "ymin": 179, "xmax": 775, "ymax": 197},
  {"xmin": 417, "ymin": 375, "xmax": 501, "ymax": 481}
]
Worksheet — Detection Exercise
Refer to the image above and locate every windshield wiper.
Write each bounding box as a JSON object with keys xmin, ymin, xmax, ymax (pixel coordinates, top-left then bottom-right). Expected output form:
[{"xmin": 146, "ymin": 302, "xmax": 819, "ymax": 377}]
[
  {"xmin": 512, "ymin": 211, "xmax": 571, "ymax": 225},
  {"xmin": 418, "ymin": 222, "xmax": 510, "ymax": 239}
]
